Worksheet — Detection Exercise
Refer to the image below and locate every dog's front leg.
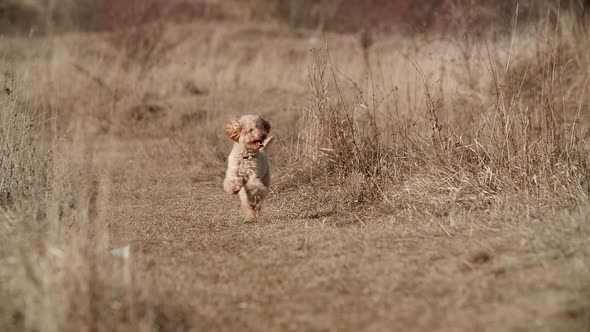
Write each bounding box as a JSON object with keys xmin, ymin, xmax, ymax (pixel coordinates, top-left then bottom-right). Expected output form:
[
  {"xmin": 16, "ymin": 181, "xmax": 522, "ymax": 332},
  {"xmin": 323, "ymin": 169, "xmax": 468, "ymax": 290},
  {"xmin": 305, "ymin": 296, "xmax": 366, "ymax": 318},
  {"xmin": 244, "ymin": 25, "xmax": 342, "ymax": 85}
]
[
  {"xmin": 223, "ymin": 155, "xmax": 243, "ymax": 195},
  {"xmin": 223, "ymin": 176, "xmax": 243, "ymax": 194}
]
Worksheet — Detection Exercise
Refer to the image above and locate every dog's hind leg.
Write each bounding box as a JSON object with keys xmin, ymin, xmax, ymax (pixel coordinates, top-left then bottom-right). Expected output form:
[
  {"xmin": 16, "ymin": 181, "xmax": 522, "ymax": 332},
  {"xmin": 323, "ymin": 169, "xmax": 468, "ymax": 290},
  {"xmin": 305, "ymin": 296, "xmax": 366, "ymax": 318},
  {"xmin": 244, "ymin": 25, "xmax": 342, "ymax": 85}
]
[
  {"xmin": 253, "ymin": 194, "xmax": 263, "ymax": 215},
  {"xmin": 239, "ymin": 189, "xmax": 257, "ymax": 221},
  {"xmin": 248, "ymin": 179, "xmax": 270, "ymax": 215},
  {"xmin": 245, "ymin": 178, "xmax": 269, "ymax": 201}
]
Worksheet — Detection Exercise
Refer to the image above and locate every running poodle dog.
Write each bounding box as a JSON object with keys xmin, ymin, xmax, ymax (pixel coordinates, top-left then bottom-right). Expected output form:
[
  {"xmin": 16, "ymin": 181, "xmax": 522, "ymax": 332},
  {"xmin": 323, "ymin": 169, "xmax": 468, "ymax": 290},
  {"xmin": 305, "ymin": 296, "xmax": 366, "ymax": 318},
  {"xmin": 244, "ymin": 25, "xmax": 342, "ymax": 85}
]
[{"xmin": 223, "ymin": 115, "xmax": 273, "ymax": 221}]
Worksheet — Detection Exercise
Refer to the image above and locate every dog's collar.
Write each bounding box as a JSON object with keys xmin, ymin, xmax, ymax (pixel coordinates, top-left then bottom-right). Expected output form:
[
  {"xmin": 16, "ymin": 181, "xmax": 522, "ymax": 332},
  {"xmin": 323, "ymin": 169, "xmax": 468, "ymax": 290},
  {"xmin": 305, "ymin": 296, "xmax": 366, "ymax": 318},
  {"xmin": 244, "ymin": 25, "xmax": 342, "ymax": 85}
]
[{"xmin": 242, "ymin": 152, "xmax": 257, "ymax": 160}]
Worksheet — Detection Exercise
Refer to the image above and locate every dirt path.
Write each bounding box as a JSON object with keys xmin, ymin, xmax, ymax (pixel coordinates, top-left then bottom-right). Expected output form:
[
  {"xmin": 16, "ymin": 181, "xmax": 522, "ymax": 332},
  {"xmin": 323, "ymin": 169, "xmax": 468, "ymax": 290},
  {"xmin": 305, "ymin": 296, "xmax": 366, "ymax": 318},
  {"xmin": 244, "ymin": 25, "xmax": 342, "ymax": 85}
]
[
  {"xmin": 65, "ymin": 22, "xmax": 590, "ymax": 331},
  {"xmin": 96, "ymin": 129, "xmax": 589, "ymax": 332}
]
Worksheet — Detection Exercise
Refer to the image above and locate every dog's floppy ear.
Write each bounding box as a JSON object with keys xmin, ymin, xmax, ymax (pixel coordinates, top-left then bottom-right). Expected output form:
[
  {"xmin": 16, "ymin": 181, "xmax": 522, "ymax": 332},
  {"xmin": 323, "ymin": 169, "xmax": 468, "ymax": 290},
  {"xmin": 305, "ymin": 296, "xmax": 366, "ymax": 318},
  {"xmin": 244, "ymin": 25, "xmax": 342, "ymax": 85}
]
[
  {"xmin": 261, "ymin": 118, "xmax": 271, "ymax": 133},
  {"xmin": 225, "ymin": 118, "xmax": 241, "ymax": 142}
]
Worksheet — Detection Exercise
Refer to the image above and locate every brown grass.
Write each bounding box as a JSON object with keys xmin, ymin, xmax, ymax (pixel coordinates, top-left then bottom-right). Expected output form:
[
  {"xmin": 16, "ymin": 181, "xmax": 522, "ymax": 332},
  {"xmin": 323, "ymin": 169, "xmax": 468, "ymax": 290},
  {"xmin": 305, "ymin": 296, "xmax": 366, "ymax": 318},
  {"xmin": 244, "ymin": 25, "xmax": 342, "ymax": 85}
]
[
  {"xmin": 1, "ymin": 2, "xmax": 590, "ymax": 332},
  {"xmin": 295, "ymin": 21, "xmax": 589, "ymax": 219}
]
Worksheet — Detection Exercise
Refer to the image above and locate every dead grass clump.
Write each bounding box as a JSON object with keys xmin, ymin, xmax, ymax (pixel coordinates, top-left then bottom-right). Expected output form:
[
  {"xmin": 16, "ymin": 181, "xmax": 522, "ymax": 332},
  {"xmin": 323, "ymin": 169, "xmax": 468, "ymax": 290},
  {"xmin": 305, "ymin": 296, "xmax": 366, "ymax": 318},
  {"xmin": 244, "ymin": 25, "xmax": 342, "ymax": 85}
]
[
  {"xmin": 0, "ymin": 72, "xmax": 49, "ymax": 213},
  {"xmin": 295, "ymin": 47, "xmax": 390, "ymax": 211},
  {"xmin": 0, "ymin": 149, "xmax": 166, "ymax": 332},
  {"xmin": 297, "ymin": 33, "xmax": 590, "ymax": 219},
  {"xmin": 0, "ymin": 73, "xmax": 177, "ymax": 332},
  {"xmin": 503, "ymin": 14, "xmax": 590, "ymax": 138},
  {"xmin": 300, "ymin": 47, "xmax": 383, "ymax": 177}
]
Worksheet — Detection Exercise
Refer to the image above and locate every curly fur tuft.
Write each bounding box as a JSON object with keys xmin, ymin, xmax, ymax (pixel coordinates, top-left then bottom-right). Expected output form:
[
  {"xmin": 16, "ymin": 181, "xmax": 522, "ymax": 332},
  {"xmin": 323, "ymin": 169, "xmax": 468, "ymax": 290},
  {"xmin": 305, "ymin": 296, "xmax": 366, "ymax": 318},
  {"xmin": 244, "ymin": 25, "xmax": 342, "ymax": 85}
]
[{"xmin": 225, "ymin": 118, "xmax": 242, "ymax": 142}]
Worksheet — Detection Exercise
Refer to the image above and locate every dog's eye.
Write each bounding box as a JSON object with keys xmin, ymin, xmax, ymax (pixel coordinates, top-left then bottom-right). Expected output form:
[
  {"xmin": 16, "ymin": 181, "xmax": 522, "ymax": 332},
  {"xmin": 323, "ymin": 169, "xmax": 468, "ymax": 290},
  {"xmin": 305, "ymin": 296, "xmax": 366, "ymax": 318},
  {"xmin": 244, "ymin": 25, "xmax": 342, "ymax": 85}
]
[{"xmin": 248, "ymin": 128, "xmax": 254, "ymax": 132}]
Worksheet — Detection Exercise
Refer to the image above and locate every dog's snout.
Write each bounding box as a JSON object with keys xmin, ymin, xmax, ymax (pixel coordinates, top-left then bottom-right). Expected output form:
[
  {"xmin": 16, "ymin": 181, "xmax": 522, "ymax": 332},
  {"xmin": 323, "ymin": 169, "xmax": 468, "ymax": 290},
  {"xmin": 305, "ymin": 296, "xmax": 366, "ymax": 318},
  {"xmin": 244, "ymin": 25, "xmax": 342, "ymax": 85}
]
[{"xmin": 254, "ymin": 130, "xmax": 266, "ymax": 141}]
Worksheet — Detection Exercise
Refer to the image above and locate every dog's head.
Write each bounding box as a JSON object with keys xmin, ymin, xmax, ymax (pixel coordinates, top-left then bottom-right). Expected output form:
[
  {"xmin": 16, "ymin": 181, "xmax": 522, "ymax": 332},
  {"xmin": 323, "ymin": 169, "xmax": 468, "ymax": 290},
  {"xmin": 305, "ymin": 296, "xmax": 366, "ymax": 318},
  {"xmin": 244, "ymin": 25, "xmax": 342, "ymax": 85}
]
[{"xmin": 225, "ymin": 115, "xmax": 271, "ymax": 152}]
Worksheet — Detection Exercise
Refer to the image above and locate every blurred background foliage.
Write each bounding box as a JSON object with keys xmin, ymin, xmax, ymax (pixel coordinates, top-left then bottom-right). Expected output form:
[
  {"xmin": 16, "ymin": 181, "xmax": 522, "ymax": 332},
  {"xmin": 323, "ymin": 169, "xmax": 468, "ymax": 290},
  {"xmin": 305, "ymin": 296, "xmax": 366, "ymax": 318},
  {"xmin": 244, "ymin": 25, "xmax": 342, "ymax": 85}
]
[{"xmin": 0, "ymin": 0, "xmax": 589, "ymax": 36}]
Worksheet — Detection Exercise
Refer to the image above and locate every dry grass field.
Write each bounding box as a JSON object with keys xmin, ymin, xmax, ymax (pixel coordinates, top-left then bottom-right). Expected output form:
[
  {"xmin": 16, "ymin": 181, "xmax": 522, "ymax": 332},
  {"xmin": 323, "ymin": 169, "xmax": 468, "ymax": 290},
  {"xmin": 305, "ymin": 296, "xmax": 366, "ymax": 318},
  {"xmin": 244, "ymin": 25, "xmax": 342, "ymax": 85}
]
[{"xmin": 1, "ymin": 1, "xmax": 590, "ymax": 331}]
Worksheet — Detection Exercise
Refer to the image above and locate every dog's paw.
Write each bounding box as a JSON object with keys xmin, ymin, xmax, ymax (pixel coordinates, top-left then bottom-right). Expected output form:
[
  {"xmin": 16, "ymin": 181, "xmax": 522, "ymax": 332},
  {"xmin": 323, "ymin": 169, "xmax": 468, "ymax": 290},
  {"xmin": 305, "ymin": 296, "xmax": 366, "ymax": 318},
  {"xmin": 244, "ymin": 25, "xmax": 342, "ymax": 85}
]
[
  {"xmin": 224, "ymin": 177, "xmax": 243, "ymax": 194},
  {"xmin": 230, "ymin": 179, "xmax": 243, "ymax": 194},
  {"xmin": 231, "ymin": 184, "xmax": 242, "ymax": 194}
]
